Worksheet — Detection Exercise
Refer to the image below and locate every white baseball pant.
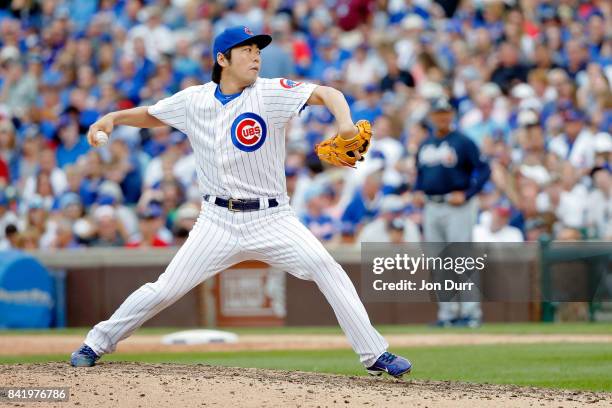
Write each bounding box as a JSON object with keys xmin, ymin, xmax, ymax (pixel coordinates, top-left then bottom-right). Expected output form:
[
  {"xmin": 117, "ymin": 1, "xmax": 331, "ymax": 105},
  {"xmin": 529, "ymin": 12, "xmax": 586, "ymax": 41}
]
[{"xmin": 84, "ymin": 200, "xmax": 388, "ymax": 366}]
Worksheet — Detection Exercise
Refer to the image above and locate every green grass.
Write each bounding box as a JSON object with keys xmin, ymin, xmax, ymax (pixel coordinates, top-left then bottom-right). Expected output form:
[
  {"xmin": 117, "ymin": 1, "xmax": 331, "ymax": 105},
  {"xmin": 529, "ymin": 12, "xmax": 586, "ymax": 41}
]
[
  {"xmin": 1, "ymin": 322, "xmax": 611, "ymax": 336},
  {"xmin": 1, "ymin": 343, "xmax": 611, "ymax": 392}
]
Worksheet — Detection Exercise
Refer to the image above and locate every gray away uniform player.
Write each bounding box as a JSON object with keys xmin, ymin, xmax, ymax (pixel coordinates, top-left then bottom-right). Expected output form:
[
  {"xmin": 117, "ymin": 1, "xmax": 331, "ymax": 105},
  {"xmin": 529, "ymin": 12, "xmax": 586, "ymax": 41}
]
[
  {"xmin": 70, "ymin": 26, "xmax": 411, "ymax": 378},
  {"xmin": 415, "ymin": 98, "xmax": 491, "ymax": 327}
]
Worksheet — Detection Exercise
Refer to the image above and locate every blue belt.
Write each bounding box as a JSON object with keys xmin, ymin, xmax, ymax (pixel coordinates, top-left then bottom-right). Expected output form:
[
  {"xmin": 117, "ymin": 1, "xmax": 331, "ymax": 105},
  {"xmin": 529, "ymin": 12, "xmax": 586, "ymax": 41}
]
[{"xmin": 204, "ymin": 195, "xmax": 278, "ymax": 212}]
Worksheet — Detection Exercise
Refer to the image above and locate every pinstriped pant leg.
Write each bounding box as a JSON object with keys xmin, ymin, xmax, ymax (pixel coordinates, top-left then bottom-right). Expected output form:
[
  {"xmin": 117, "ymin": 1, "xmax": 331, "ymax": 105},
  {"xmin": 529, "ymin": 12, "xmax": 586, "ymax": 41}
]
[
  {"xmin": 84, "ymin": 211, "xmax": 239, "ymax": 355},
  {"xmin": 245, "ymin": 208, "xmax": 388, "ymax": 367}
]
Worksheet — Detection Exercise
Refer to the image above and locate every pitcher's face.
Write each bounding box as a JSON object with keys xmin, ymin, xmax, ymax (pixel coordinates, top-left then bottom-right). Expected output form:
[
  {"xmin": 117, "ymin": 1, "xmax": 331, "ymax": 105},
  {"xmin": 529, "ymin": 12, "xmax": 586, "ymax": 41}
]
[{"xmin": 222, "ymin": 43, "xmax": 261, "ymax": 86}]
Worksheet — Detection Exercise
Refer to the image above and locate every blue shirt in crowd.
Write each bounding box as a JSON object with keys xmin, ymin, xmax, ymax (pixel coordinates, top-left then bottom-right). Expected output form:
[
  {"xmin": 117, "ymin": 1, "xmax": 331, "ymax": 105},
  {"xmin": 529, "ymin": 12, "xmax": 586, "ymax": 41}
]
[
  {"xmin": 56, "ymin": 137, "xmax": 90, "ymax": 168},
  {"xmin": 341, "ymin": 190, "xmax": 380, "ymax": 233},
  {"xmin": 415, "ymin": 130, "xmax": 491, "ymax": 199},
  {"xmin": 301, "ymin": 213, "xmax": 338, "ymax": 241}
]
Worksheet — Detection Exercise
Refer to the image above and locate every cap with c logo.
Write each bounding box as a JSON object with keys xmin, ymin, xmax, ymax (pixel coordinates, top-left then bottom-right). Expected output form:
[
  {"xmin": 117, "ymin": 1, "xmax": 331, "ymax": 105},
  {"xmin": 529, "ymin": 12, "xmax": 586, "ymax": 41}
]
[{"xmin": 212, "ymin": 26, "xmax": 272, "ymax": 62}]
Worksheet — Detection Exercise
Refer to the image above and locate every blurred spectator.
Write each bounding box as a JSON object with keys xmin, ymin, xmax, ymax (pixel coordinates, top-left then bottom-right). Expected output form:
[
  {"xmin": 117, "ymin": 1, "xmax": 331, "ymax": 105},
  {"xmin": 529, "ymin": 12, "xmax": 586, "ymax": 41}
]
[
  {"xmin": 563, "ymin": 39, "xmax": 588, "ymax": 80},
  {"xmin": 490, "ymin": 42, "xmax": 530, "ymax": 94},
  {"xmin": 336, "ymin": 0, "xmax": 375, "ymax": 31},
  {"xmin": 260, "ymin": 21, "xmax": 295, "ymax": 79},
  {"xmin": 461, "ymin": 89, "xmax": 508, "ymax": 147},
  {"xmin": 143, "ymin": 128, "xmax": 177, "ymax": 185},
  {"xmin": 0, "ymin": 155, "xmax": 8, "ymax": 187},
  {"xmin": 97, "ymin": 180, "xmax": 139, "ymax": 240},
  {"xmin": 172, "ymin": 37, "xmax": 199, "ymax": 82},
  {"xmin": 285, "ymin": 166, "xmax": 300, "ymax": 202},
  {"xmin": 1, "ymin": 224, "xmax": 19, "ymax": 250},
  {"xmin": 58, "ymin": 192, "xmax": 84, "ymax": 222},
  {"xmin": 345, "ymin": 45, "xmax": 380, "ymax": 91},
  {"xmin": 125, "ymin": 6, "xmax": 174, "ymax": 63},
  {"xmin": 385, "ymin": 218, "xmax": 405, "ymax": 243},
  {"xmin": 33, "ymin": 171, "xmax": 58, "ymax": 211},
  {"xmin": 73, "ymin": 218, "xmax": 97, "ymax": 246},
  {"xmin": 379, "ymin": 49, "xmax": 415, "ymax": 93},
  {"xmin": 352, "ymin": 84, "xmax": 383, "ymax": 123},
  {"xmin": 364, "ymin": 115, "xmax": 405, "ymax": 193},
  {"xmin": 172, "ymin": 203, "xmax": 199, "ymax": 246},
  {"xmin": 395, "ymin": 14, "xmax": 425, "ymax": 72},
  {"xmin": 307, "ymin": 36, "xmax": 345, "ymax": 79},
  {"xmin": 91, "ymin": 205, "xmax": 126, "ymax": 247},
  {"xmin": 0, "ymin": 120, "xmax": 17, "ymax": 184},
  {"xmin": 14, "ymin": 132, "xmax": 42, "ymax": 188},
  {"xmin": 300, "ymin": 184, "xmax": 340, "ymax": 244},
  {"xmin": 117, "ymin": 0, "xmax": 144, "ymax": 31},
  {"xmin": 126, "ymin": 201, "xmax": 172, "ymax": 247},
  {"xmin": 56, "ymin": 116, "xmax": 90, "ymax": 168},
  {"xmin": 514, "ymin": 110, "xmax": 545, "ymax": 163},
  {"xmin": 341, "ymin": 169, "xmax": 383, "ymax": 239},
  {"xmin": 106, "ymin": 137, "xmax": 142, "ymax": 204},
  {"xmin": 16, "ymin": 228, "xmax": 41, "ymax": 250},
  {"xmin": 64, "ymin": 164, "xmax": 84, "ymax": 196},
  {"xmin": 538, "ymin": 163, "xmax": 588, "ymax": 230},
  {"xmin": 524, "ymin": 216, "xmax": 551, "ymax": 242},
  {"xmin": 22, "ymin": 147, "xmax": 67, "ymax": 205},
  {"xmin": 51, "ymin": 217, "xmax": 80, "ymax": 249},
  {"xmin": 0, "ymin": 190, "xmax": 18, "ymax": 249},
  {"xmin": 356, "ymin": 195, "xmax": 420, "ymax": 243},
  {"xmin": 593, "ymin": 132, "xmax": 612, "ymax": 167},
  {"xmin": 78, "ymin": 150, "xmax": 106, "ymax": 206},
  {"xmin": 555, "ymin": 226, "xmax": 583, "ymax": 241},
  {"xmin": 288, "ymin": 152, "xmax": 325, "ymax": 216},
  {"xmin": 548, "ymin": 109, "xmax": 595, "ymax": 170},
  {"xmin": 586, "ymin": 166, "xmax": 612, "ymax": 240},
  {"xmin": 473, "ymin": 204, "xmax": 524, "ymax": 242},
  {"xmin": 18, "ymin": 195, "xmax": 47, "ymax": 247},
  {"xmin": 0, "ymin": 52, "xmax": 37, "ymax": 117}
]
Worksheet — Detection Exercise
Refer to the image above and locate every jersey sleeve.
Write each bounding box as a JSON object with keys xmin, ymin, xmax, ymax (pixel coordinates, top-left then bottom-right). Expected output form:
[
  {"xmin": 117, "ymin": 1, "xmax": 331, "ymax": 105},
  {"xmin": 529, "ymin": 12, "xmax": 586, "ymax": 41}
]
[
  {"xmin": 259, "ymin": 78, "xmax": 317, "ymax": 128},
  {"xmin": 147, "ymin": 86, "xmax": 197, "ymax": 134},
  {"xmin": 463, "ymin": 136, "xmax": 491, "ymax": 200}
]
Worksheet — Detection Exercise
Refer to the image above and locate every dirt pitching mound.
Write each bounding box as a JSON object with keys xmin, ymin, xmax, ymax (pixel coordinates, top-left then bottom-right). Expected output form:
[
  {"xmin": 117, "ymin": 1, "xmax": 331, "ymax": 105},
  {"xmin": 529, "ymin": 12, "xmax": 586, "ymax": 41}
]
[{"xmin": 1, "ymin": 362, "xmax": 610, "ymax": 408}]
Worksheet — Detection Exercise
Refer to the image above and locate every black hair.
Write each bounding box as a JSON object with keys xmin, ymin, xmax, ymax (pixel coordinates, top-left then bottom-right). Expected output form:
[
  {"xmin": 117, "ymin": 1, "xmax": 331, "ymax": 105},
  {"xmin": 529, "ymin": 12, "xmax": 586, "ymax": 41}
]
[
  {"xmin": 5, "ymin": 224, "xmax": 17, "ymax": 236},
  {"xmin": 211, "ymin": 49, "xmax": 232, "ymax": 84}
]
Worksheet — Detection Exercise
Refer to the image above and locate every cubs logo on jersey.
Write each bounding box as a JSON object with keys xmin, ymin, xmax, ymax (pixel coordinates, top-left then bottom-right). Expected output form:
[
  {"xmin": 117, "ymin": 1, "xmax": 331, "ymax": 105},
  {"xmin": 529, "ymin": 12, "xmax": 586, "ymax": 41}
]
[
  {"xmin": 279, "ymin": 78, "xmax": 302, "ymax": 89},
  {"xmin": 230, "ymin": 112, "xmax": 267, "ymax": 152}
]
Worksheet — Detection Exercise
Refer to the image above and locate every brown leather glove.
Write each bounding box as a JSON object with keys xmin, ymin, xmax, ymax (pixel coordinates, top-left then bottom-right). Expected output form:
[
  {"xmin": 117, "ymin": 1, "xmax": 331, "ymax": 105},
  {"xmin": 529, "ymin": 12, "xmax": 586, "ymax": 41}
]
[{"xmin": 314, "ymin": 120, "xmax": 372, "ymax": 168}]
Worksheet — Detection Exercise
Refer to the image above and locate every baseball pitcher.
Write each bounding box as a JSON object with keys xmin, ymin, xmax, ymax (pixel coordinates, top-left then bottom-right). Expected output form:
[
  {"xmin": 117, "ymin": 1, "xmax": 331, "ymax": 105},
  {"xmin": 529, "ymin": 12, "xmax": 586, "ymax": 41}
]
[{"xmin": 70, "ymin": 26, "xmax": 411, "ymax": 378}]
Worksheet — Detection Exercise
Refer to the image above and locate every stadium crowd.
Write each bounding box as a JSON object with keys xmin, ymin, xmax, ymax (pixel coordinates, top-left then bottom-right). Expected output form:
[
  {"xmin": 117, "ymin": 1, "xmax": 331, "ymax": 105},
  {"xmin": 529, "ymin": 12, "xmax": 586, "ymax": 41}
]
[{"xmin": 0, "ymin": 0, "xmax": 610, "ymax": 250}]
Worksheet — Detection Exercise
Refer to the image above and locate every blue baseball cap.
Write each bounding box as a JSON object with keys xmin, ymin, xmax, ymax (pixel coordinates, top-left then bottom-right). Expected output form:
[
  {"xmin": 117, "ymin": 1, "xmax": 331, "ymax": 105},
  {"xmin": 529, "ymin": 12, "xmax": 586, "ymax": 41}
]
[
  {"xmin": 285, "ymin": 166, "xmax": 299, "ymax": 177},
  {"xmin": 59, "ymin": 192, "xmax": 82, "ymax": 210},
  {"xmin": 139, "ymin": 202, "xmax": 163, "ymax": 219},
  {"xmin": 212, "ymin": 26, "xmax": 272, "ymax": 62},
  {"xmin": 96, "ymin": 194, "xmax": 116, "ymax": 206},
  {"xmin": 431, "ymin": 98, "xmax": 453, "ymax": 112},
  {"xmin": 169, "ymin": 131, "xmax": 187, "ymax": 145},
  {"xmin": 563, "ymin": 109, "xmax": 585, "ymax": 122},
  {"xmin": 364, "ymin": 83, "xmax": 380, "ymax": 93}
]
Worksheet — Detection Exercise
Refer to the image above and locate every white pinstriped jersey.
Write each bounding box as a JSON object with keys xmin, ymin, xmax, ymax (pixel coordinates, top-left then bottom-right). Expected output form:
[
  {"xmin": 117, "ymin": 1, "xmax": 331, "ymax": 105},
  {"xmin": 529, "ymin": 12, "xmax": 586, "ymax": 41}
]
[
  {"xmin": 148, "ymin": 77, "xmax": 317, "ymax": 201},
  {"xmin": 87, "ymin": 81, "xmax": 390, "ymax": 368}
]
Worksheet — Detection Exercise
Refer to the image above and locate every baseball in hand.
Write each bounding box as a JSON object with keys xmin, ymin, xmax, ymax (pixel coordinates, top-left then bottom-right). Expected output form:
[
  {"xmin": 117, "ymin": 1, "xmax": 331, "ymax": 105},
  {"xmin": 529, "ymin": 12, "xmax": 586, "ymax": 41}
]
[{"xmin": 94, "ymin": 131, "xmax": 109, "ymax": 147}]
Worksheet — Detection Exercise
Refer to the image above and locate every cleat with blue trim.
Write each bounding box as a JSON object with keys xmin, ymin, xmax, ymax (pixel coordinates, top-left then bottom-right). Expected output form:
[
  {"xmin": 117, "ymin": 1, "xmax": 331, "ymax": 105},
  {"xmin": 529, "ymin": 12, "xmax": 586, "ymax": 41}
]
[
  {"xmin": 70, "ymin": 344, "xmax": 100, "ymax": 367},
  {"xmin": 367, "ymin": 352, "xmax": 412, "ymax": 378}
]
